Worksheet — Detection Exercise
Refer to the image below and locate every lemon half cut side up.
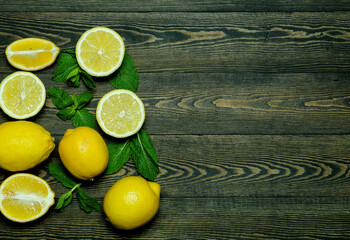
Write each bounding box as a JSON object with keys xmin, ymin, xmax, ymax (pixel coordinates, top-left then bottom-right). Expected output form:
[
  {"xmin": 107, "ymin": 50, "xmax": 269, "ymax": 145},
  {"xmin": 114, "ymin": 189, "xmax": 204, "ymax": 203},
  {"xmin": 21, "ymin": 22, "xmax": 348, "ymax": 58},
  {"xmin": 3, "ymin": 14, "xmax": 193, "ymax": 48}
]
[
  {"xmin": 0, "ymin": 71, "xmax": 46, "ymax": 119},
  {"xmin": 96, "ymin": 89, "xmax": 145, "ymax": 138},
  {"xmin": 75, "ymin": 27, "xmax": 125, "ymax": 77}
]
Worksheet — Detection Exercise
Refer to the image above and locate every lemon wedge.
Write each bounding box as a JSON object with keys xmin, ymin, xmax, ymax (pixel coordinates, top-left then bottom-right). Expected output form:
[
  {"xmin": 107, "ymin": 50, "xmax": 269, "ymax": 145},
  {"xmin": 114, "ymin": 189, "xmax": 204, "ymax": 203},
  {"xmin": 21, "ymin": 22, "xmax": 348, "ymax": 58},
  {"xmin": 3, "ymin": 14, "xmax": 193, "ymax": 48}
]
[
  {"xmin": 0, "ymin": 173, "xmax": 55, "ymax": 223},
  {"xmin": 5, "ymin": 38, "xmax": 60, "ymax": 71}
]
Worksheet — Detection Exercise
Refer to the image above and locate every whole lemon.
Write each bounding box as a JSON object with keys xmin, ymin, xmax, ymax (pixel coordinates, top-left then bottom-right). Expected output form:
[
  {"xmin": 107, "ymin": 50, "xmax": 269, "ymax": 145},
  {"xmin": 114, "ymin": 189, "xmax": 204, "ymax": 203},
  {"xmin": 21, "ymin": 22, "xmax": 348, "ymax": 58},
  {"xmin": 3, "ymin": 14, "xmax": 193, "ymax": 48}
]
[
  {"xmin": 58, "ymin": 126, "xmax": 108, "ymax": 181},
  {"xmin": 103, "ymin": 176, "xmax": 161, "ymax": 230},
  {"xmin": 0, "ymin": 121, "xmax": 55, "ymax": 171}
]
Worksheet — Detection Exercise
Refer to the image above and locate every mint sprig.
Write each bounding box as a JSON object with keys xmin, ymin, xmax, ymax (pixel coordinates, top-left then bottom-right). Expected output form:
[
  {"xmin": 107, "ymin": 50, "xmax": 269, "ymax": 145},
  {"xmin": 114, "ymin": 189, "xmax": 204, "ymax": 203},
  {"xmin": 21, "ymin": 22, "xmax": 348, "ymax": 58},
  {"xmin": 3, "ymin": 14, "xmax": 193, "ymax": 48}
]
[
  {"xmin": 49, "ymin": 163, "xmax": 101, "ymax": 212},
  {"xmin": 48, "ymin": 87, "xmax": 95, "ymax": 129},
  {"xmin": 52, "ymin": 50, "xmax": 96, "ymax": 89},
  {"xmin": 106, "ymin": 129, "xmax": 159, "ymax": 181}
]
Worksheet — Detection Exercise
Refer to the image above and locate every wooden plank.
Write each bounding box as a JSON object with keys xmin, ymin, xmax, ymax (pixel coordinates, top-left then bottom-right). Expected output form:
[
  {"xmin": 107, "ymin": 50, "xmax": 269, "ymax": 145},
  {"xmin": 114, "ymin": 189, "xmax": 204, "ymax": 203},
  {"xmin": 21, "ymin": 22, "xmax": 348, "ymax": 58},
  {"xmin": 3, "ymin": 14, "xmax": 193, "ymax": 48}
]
[
  {"xmin": 1, "ymin": 72, "xmax": 350, "ymax": 135},
  {"xmin": 1, "ymin": 0, "xmax": 350, "ymax": 12},
  {"xmin": 0, "ymin": 12, "xmax": 350, "ymax": 73},
  {"xmin": 0, "ymin": 197, "xmax": 349, "ymax": 239},
  {"xmin": 8, "ymin": 134, "xmax": 350, "ymax": 199}
]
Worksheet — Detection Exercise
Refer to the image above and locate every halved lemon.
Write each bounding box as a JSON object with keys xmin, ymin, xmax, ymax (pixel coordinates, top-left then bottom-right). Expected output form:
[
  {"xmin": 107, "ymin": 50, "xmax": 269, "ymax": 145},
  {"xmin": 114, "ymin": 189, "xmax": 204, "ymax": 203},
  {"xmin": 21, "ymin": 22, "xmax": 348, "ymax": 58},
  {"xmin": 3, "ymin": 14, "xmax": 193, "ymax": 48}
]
[
  {"xmin": 0, "ymin": 71, "xmax": 46, "ymax": 119},
  {"xmin": 76, "ymin": 27, "xmax": 125, "ymax": 77},
  {"xmin": 5, "ymin": 38, "xmax": 60, "ymax": 71},
  {"xmin": 0, "ymin": 173, "xmax": 55, "ymax": 223},
  {"xmin": 96, "ymin": 89, "xmax": 145, "ymax": 138}
]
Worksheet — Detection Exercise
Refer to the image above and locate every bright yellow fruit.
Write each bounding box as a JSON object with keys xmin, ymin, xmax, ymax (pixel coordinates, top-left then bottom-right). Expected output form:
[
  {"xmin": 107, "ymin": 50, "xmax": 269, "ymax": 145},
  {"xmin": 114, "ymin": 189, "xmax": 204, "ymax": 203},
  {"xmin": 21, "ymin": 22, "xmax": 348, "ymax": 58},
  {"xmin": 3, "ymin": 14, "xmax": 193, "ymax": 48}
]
[
  {"xmin": 58, "ymin": 126, "xmax": 109, "ymax": 181},
  {"xmin": 5, "ymin": 38, "xmax": 60, "ymax": 71},
  {"xmin": 96, "ymin": 89, "xmax": 145, "ymax": 138},
  {"xmin": 76, "ymin": 27, "xmax": 125, "ymax": 77},
  {"xmin": 103, "ymin": 176, "xmax": 161, "ymax": 230},
  {"xmin": 0, "ymin": 173, "xmax": 55, "ymax": 223},
  {"xmin": 0, "ymin": 71, "xmax": 46, "ymax": 119},
  {"xmin": 0, "ymin": 121, "xmax": 55, "ymax": 172}
]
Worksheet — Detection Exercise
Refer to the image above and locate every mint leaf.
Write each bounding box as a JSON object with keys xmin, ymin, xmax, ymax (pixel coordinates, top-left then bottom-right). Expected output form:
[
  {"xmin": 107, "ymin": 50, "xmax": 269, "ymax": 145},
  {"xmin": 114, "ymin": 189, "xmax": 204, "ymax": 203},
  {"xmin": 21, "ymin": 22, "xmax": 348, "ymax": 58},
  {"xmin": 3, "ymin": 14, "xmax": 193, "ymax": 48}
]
[
  {"xmin": 57, "ymin": 107, "xmax": 76, "ymax": 121},
  {"xmin": 64, "ymin": 49, "xmax": 76, "ymax": 56},
  {"xmin": 52, "ymin": 52, "xmax": 79, "ymax": 82},
  {"xmin": 72, "ymin": 108, "xmax": 96, "ymax": 129},
  {"xmin": 68, "ymin": 74, "xmax": 80, "ymax": 87},
  {"xmin": 66, "ymin": 67, "xmax": 80, "ymax": 80},
  {"xmin": 76, "ymin": 187, "xmax": 101, "ymax": 213},
  {"xmin": 109, "ymin": 53, "xmax": 139, "ymax": 92},
  {"xmin": 48, "ymin": 87, "xmax": 74, "ymax": 109},
  {"xmin": 81, "ymin": 71, "xmax": 96, "ymax": 89},
  {"xmin": 49, "ymin": 163, "xmax": 77, "ymax": 189},
  {"xmin": 73, "ymin": 92, "xmax": 94, "ymax": 110},
  {"xmin": 137, "ymin": 129, "xmax": 159, "ymax": 165},
  {"xmin": 130, "ymin": 130, "xmax": 159, "ymax": 181},
  {"xmin": 55, "ymin": 191, "xmax": 73, "ymax": 211},
  {"xmin": 105, "ymin": 140, "xmax": 131, "ymax": 174}
]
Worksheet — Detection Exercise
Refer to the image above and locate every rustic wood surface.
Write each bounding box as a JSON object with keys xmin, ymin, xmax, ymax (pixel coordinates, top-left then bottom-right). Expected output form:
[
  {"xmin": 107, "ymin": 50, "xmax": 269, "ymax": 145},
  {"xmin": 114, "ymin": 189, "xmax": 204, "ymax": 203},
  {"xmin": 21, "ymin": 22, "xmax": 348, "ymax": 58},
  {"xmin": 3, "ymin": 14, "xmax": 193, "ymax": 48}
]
[{"xmin": 1, "ymin": 1, "xmax": 350, "ymax": 239}]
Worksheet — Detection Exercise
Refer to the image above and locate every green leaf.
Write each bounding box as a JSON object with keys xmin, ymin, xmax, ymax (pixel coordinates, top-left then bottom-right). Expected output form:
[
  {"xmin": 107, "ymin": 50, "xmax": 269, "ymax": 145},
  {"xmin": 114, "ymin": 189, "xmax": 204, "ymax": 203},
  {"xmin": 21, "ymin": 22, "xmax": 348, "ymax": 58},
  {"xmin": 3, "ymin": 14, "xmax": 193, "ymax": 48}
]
[
  {"xmin": 76, "ymin": 187, "xmax": 102, "ymax": 213},
  {"xmin": 105, "ymin": 140, "xmax": 131, "ymax": 174},
  {"xmin": 68, "ymin": 74, "xmax": 80, "ymax": 87},
  {"xmin": 80, "ymin": 71, "xmax": 96, "ymax": 89},
  {"xmin": 130, "ymin": 130, "xmax": 159, "ymax": 181},
  {"xmin": 57, "ymin": 107, "xmax": 76, "ymax": 121},
  {"xmin": 109, "ymin": 53, "xmax": 139, "ymax": 92},
  {"xmin": 52, "ymin": 52, "xmax": 79, "ymax": 82},
  {"xmin": 72, "ymin": 108, "xmax": 96, "ymax": 129},
  {"xmin": 73, "ymin": 92, "xmax": 94, "ymax": 110},
  {"xmin": 63, "ymin": 49, "xmax": 76, "ymax": 56},
  {"xmin": 49, "ymin": 163, "xmax": 77, "ymax": 189},
  {"xmin": 55, "ymin": 191, "xmax": 73, "ymax": 211},
  {"xmin": 48, "ymin": 87, "xmax": 74, "ymax": 109},
  {"xmin": 137, "ymin": 129, "xmax": 159, "ymax": 165},
  {"xmin": 66, "ymin": 67, "xmax": 80, "ymax": 80}
]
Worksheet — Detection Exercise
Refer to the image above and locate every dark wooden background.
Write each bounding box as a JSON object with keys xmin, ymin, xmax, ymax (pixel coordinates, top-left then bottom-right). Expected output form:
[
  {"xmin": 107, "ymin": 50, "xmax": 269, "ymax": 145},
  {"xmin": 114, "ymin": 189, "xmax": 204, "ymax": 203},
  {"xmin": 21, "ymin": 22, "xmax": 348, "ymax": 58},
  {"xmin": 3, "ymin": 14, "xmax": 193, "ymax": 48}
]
[{"xmin": 1, "ymin": 0, "xmax": 350, "ymax": 239}]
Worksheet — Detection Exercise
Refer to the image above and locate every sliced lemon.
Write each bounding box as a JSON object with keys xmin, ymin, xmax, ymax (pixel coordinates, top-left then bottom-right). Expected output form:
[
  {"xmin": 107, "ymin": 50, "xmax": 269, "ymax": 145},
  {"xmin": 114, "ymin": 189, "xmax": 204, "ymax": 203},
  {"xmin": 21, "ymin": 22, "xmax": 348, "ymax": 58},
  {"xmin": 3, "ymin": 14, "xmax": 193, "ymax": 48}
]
[
  {"xmin": 5, "ymin": 38, "xmax": 60, "ymax": 71},
  {"xmin": 75, "ymin": 27, "xmax": 125, "ymax": 77},
  {"xmin": 0, "ymin": 71, "xmax": 46, "ymax": 119},
  {"xmin": 96, "ymin": 89, "xmax": 145, "ymax": 138},
  {"xmin": 0, "ymin": 173, "xmax": 55, "ymax": 223}
]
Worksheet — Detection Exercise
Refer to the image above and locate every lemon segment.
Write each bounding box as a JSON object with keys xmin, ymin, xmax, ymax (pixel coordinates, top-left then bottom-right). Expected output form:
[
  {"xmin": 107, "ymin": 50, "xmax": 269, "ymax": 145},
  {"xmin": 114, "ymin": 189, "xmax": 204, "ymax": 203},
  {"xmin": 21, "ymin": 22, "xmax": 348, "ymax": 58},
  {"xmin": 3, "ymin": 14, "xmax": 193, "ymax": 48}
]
[
  {"xmin": 96, "ymin": 89, "xmax": 145, "ymax": 138},
  {"xmin": 76, "ymin": 27, "xmax": 125, "ymax": 77},
  {"xmin": 5, "ymin": 38, "xmax": 60, "ymax": 71},
  {"xmin": 0, "ymin": 71, "xmax": 46, "ymax": 119},
  {"xmin": 0, "ymin": 173, "xmax": 55, "ymax": 223}
]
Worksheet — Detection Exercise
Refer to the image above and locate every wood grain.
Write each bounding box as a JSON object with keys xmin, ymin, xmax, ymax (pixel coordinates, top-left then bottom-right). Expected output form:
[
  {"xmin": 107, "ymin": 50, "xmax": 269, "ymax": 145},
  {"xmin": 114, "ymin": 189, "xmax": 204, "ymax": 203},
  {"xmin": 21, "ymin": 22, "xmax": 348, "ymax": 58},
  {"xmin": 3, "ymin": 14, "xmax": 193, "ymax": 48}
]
[
  {"xmin": 1, "ymin": 72, "xmax": 350, "ymax": 135},
  {"xmin": 0, "ymin": 1, "xmax": 350, "ymax": 239},
  {"xmin": 0, "ymin": 197, "xmax": 349, "ymax": 239},
  {"xmin": 0, "ymin": 12, "xmax": 350, "ymax": 73},
  {"xmin": 1, "ymin": 0, "xmax": 350, "ymax": 12}
]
